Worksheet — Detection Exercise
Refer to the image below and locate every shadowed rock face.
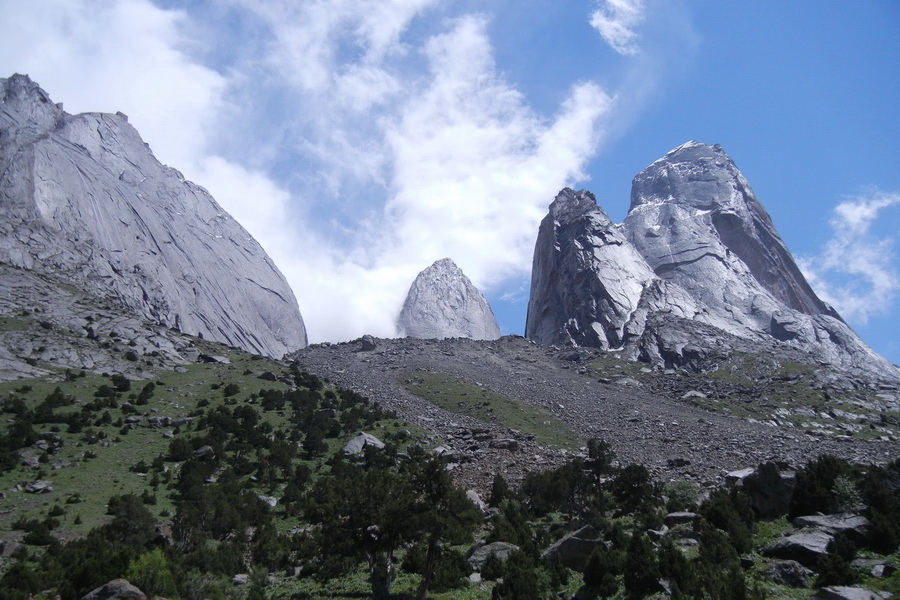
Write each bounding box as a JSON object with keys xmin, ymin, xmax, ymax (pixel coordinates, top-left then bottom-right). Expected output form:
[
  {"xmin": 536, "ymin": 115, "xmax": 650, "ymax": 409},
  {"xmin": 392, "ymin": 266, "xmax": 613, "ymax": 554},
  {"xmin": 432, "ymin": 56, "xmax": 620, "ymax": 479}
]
[
  {"xmin": 525, "ymin": 188, "xmax": 696, "ymax": 349},
  {"xmin": 526, "ymin": 142, "xmax": 898, "ymax": 380},
  {"xmin": 0, "ymin": 74, "xmax": 307, "ymax": 358},
  {"xmin": 397, "ymin": 258, "xmax": 501, "ymax": 340}
]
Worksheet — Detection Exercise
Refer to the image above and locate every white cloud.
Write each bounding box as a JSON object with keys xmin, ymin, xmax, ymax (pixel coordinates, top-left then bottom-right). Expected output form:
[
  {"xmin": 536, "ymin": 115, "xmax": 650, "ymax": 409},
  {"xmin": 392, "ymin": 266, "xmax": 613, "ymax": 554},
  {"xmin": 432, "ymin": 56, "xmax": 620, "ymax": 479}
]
[
  {"xmin": 2, "ymin": 1, "xmax": 615, "ymax": 344},
  {"xmin": 799, "ymin": 191, "xmax": 900, "ymax": 324},
  {"xmin": 0, "ymin": 0, "xmax": 227, "ymax": 174},
  {"xmin": 589, "ymin": 0, "xmax": 646, "ymax": 55}
]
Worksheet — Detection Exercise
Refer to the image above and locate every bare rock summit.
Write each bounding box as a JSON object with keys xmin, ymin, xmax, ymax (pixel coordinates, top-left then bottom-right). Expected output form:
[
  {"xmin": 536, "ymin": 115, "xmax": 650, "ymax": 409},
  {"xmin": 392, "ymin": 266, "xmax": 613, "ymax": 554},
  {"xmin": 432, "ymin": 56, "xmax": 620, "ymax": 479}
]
[
  {"xmin": 527, "ymin": 142, "xmax": 898, "ymax": 381},
  {"xmin": 397, "ymin": 258, "xmax": 501, "ymax": 340},
  {"xmin": 0, "ymin": 74, "xmax": 307, "ymax": 358}
]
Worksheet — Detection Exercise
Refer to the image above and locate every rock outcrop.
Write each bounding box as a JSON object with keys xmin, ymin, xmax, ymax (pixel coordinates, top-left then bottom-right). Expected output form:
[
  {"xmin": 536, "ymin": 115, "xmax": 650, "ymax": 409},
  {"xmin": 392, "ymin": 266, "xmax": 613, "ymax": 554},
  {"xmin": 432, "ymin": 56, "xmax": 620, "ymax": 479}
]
[
  {"xmin": 526, "ymin": 142, "xmax": 899, "ymax": 381},
  {"xmin": 397, "ymin": 258, "xmax": 501, "ymax": 340},
  {"xmin": 0, "ymin": 74, "xmax": 306, "ymax": 358}
]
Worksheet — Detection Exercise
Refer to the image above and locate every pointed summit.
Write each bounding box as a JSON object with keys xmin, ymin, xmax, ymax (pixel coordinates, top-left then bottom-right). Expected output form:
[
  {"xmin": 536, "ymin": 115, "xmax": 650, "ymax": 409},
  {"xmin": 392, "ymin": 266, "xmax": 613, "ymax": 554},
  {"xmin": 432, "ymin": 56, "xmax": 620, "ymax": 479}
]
[
  {"xmin": 525, "ymin": 144, "xmax": 898, "ymax": 380},
  {"xmin": 397, "ymin": 258, "xmax": 501, "ymax": 340},
  {"xmin": 627, "ymin": 141, "xmax": 837, "ymax": 319}
]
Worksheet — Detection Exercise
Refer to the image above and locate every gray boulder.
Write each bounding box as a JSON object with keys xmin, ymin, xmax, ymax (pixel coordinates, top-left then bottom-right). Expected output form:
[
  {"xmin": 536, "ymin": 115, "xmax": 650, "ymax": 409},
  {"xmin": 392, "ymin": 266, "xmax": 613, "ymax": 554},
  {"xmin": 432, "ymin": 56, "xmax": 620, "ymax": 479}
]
[
  {"xmin": 793, "ymin": 514, "xmax": 869, "ymax": 544},
  {"xmin": 24, "ymin": 480, "xmax": 53, "ymax": 494},
  {"xmin": 812, "ymin": 586, "xmax": 893, "ymax": 600},
  {"xmin": 192, "ymin": 445, "xmax": 215, "ymax": 460},
  {"xmin": 80, "ymin": 579, "xmax": 147, "ymax": 600},
  {"xmin": 763, "ymin": 560, "xmax": 810, "ymax": 588},
  {"xmin": 734, "ymin": 462, "xmax": 796, "ymax": 518},
  {"xmin": 762, "ymin": 529, "xmax": 833, "ymax": 568},
  {"xmin": 0, "ymin": 74, "xmax": 307, "ymax": 359},
  {"xmin": 466, "ymin": 541, "xmax": 519, "ymax": 571},
  {"xmin": 342, "ymin": 432, "xmax": 386, "ymax": 455},
  {"xmin": 397, "ymin": 258, "xmax": 501, "ymax": 340},
  {"xmin": 541, "ymin": 525, "xmax": 608, "ymax": 571}
]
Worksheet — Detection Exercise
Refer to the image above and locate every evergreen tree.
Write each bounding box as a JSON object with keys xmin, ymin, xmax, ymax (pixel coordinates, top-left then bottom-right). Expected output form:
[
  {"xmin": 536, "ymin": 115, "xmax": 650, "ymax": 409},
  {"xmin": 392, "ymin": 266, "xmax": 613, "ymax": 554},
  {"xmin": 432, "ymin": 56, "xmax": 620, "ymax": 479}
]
[{"xmin": 623, "ymin": 533, "xmax": 659, "ymax": 600}]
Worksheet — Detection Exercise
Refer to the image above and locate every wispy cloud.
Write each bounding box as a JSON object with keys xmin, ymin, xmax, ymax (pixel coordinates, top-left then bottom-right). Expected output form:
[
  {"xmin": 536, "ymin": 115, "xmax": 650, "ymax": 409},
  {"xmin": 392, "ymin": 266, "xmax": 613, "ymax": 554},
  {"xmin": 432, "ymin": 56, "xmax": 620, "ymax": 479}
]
[
  {"xmin": 799, "ymin": 191, "xmax": 900, "ymax": 324},
  {"xmin": 589, "ymin": 0, "xmax": 646, "ymax": 55}
]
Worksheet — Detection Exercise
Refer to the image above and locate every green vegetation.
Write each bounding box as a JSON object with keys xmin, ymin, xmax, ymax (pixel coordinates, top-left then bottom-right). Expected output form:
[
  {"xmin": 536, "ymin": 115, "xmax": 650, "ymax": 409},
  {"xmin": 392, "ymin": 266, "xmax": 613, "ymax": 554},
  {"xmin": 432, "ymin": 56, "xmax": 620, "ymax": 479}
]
[
  {"xmin": 400, "ymin": 370, "xmax": 581, "ymax": 449},
  {"xmin": 589, "ymin": 351, "xmax": 899, "ymax": 440},
  {"xmin": 0, "ymin": 339, "xmax": 898, "ymax": 600}
]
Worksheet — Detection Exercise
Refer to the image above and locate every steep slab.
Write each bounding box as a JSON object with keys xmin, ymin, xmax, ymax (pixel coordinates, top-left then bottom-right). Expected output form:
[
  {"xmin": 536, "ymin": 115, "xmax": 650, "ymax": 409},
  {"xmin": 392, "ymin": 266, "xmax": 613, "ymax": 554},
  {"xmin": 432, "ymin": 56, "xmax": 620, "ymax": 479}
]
[
  {"xmin": 397, "ymin": 258, "xmax": 501, "ymax": 340},
  {"xmin": 0, "ymin": 74, "xmax": 307, "ymax": 358}
]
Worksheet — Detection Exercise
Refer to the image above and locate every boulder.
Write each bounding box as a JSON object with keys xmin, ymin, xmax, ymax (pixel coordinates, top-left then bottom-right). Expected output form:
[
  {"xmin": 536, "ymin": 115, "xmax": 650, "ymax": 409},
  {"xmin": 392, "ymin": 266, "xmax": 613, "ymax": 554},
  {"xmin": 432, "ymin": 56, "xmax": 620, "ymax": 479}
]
[
  {"xmin": 812, "ymin": 586, "xmax": 892, "ymax": 600},
  {"xmin": 737, "ymin": 461, "xmax": 796, "ymax": 518},
  {"xmin": 355, "ymin": 335, "xmax": 378, "ymax": 352},
  {"xmin": 762, "ymin": 530, "xmax": 833, "ymax": 568},
  {"xmin": 489, "ymin": 439, "xmax": 519, "ymax": 451},
  {"xmin": 24, "ymin": 480, "xmax": 53, "ymax": 494},
  {"xmin": 792, "ymin": 514, "xmax": 869, "ymax": 544},
  {"xmin": 466, "ymin": 490, "xmax": 487, "ymax": 513},
  {"xmin": 0, "ymin": 540, "xmax": 21, "ymax": 558},
  {"xmin": 79, "ymin": 579, "xmax": 147, "ymax": 600},
  {"xmin": 663, "ymin": 512, "xmax": 699, "ymax": 527},
  {"xmin": 397, "ymin": 258, "xmax": 502, "ymax": 340},
  {"xmin": 193, "ymin": 445, "xmax": 215, "ymax": 460},
  {"xmin": 466, "ymin": 541, "xmax": 519, "ymax": 571},
  {"xmin": 541, "ymin": 525, "xmax": 608, "ymax": 571},
  {"xmin": 342, "ymin": 432, "xmax": 385, "ymax": 455},
  {"xmin": 763, "ymin": 560, "xmax": 811, "ymax": 588}
]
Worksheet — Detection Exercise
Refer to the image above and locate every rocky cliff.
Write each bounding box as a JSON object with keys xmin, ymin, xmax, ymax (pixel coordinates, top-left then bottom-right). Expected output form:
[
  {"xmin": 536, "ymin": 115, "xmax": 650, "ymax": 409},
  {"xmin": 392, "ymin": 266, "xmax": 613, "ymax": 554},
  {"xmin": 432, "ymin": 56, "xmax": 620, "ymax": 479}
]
[
  {"xmin": 0, "ymin": 74, "xmax": 307, "ymax": 358},
  {"xmin": 397, "ymin": 258, "xmax": 501, "ymax": 340},
  {"xmin": 526, "ymin": 142, "xmax": 898, "ymax": 380}
]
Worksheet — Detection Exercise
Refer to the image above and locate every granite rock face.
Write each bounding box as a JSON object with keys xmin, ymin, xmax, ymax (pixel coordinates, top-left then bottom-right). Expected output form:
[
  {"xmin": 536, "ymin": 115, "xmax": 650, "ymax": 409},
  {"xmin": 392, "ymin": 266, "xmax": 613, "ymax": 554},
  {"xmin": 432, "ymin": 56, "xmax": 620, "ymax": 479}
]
[
  {"xmin": 397, "ymin": 258, "xmax": 501, "ymax": 340},
  {"xmin": 526, "ymin": 142, "xmax": 898, "ymax": 380},
  {"xmin": 0, "ymin": 74, "xmax": 307, "ymax": 358}
]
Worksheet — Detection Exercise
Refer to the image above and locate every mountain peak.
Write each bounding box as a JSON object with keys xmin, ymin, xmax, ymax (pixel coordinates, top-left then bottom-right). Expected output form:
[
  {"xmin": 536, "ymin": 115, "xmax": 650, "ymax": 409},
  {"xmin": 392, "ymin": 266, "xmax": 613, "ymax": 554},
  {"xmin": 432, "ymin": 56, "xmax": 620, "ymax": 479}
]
[
  {"xmin": 0, "ymin": 75, "xmax": 307, "ymax": 358},
  {"xmin": 527, "ymin": 144, "xmax": 899, "ymax": 380},
  {"xmin": 397, "ymin": 258, "xmax": 501, "ymax": 340}
]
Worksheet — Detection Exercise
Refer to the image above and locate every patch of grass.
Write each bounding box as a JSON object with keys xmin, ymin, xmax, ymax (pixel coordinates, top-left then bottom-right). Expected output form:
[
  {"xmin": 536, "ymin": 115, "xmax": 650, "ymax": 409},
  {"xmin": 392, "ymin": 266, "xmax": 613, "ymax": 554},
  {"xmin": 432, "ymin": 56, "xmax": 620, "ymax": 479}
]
[
  {"xmin": 0, "ymin": 316, "xmax": 30, "ymax": 331},
  {"xmin": 401, "ymin": 370, "xmax": 581, "ymax": 450}
]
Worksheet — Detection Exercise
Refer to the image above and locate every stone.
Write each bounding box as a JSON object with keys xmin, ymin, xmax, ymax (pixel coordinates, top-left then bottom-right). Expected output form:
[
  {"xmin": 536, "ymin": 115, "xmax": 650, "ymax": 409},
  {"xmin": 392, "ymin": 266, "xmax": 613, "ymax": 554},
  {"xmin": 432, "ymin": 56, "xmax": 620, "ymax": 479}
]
[
  {"xmin": 792, "ymin": 514, "xmax": 869, "ymax": 544},
  {"xmin": 812, "ymin": 586, "xmax": 892, "ymax": 600},
  {"xmin": 397, "ymin": 258, "xmax": 501, "ymax": 340},
  {"xmin": 257, "ymin": 495, "xmax": 278, "ymax": 508},
  {"xmin": 663, "ymin": 512, "xmax": 699, "ymax": 527},
  {"xmin": 466, "ymin": 541, "xmax": 519, "ymax": 571},
  {"xmin": 762, "ymin": 529, "xmax": 833, "ymax": 569},
  {"xmin": 79, "ymin": 579, "xmax": 147, "ymax": 600},
  {"xmin": 541, "ymin": 525, "xmax": 608, "ymax": 571},
  {"xmin": 342, "ymin": 432, "xmax": 386, "ymax": 455},
  {"xmin": 355, "ymin": 335, "xmax": 378, "ymax": 352},
  {"xmin": 466, "ymin": 489, "xmax": 487, "ymax": 512},
  {"xmin": 0, "ymin": 74, "xmax": 307, "ymax": 359},
  {"xmin": 488, "ymin": 439, "xmax": 519, "ymax": 451},
  {"xmin": 763, "ymin": 560, "xmax": 810, "ymax": 588},
  {"xmin": 193, "ymin": 445, "xmax": 215, "ymax": 460},
  {"xmin": 737, "ymin": 461, "xmax": 796, "ymax": 518},
  {"xmin": 24, "ymin": 480, "xmax": 53, "ymax": 494},
  {"xmin": 0, "ymin": 540, "xmax": 21, "ymax": 558}
]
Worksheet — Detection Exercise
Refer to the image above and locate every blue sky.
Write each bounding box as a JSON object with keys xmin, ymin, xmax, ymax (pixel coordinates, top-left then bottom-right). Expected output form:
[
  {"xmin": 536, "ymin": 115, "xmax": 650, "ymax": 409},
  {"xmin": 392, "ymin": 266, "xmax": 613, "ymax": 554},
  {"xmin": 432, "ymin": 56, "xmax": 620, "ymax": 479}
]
[{"xmin": 3, "ymin": 0, "xmax": 899, "ymax": 365}]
